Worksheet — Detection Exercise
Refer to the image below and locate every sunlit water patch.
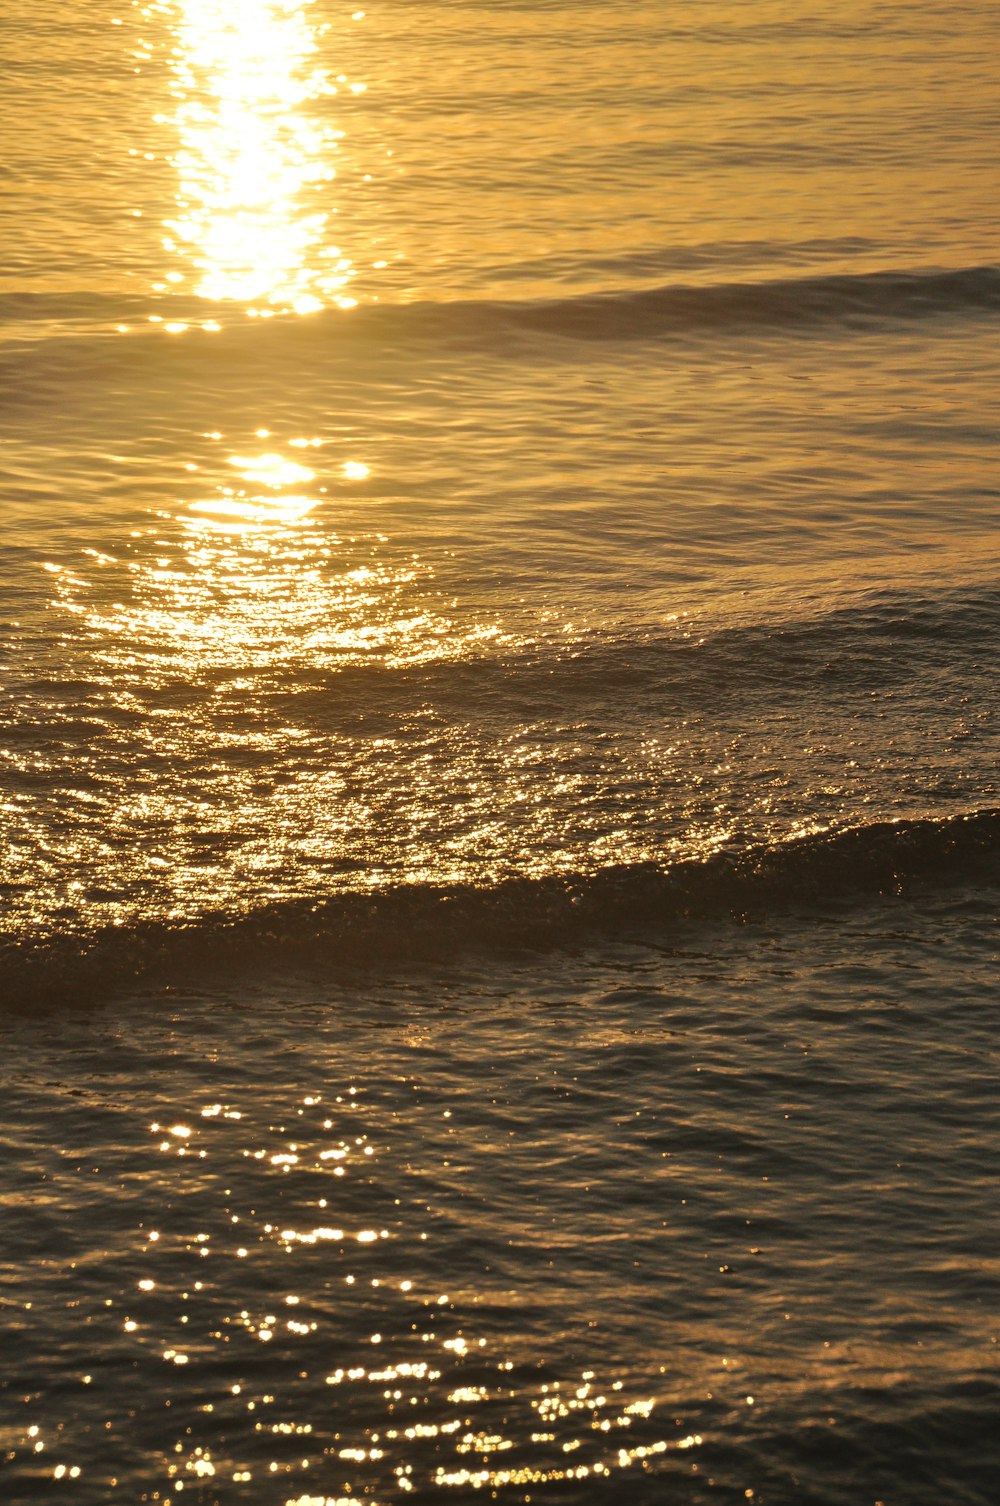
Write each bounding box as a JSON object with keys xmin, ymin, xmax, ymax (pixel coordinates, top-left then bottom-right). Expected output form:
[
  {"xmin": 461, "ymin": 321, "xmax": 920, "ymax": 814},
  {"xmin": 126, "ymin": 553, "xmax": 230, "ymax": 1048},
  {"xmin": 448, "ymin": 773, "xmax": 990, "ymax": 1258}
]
[{"xmin": 155, "ymin": 0, "xmax": 361, "ymax": 314}]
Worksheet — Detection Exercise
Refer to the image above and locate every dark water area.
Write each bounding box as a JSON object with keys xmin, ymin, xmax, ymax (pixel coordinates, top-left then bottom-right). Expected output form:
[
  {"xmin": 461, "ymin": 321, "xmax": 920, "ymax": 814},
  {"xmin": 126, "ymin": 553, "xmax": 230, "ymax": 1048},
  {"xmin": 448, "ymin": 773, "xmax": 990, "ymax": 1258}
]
[
  {"xmin": 3, "ymin": 886, "xmax": 999, "ymax": 1505},
  {"xmin": 2, "ymin": 0, "xmax": 1000, "ymax": 1501}
]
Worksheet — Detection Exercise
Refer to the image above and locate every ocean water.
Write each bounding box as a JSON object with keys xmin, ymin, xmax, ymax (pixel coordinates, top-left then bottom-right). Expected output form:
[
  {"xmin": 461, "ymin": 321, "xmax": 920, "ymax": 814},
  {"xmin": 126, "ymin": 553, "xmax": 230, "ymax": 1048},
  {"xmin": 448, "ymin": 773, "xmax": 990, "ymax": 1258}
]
[{"xmin": 1, "ymin": 1, "xmax": 998, "ymax": 1502}]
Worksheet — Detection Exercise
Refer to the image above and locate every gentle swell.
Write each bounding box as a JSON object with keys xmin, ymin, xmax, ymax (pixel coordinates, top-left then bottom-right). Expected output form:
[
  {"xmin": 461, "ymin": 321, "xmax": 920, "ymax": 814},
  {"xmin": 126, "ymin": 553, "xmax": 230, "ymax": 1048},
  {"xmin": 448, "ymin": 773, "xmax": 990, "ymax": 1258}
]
[
  {"xmin": 3, "ymin": 809, "xmax": 997, "ymax": 1010},
  {"xmin": 469, "ymin": 265, "xmax": 1000, "ymax": 342},
  {"xmin": 2, "ymin": 266, "xmax": 999, "ymax": 365}
]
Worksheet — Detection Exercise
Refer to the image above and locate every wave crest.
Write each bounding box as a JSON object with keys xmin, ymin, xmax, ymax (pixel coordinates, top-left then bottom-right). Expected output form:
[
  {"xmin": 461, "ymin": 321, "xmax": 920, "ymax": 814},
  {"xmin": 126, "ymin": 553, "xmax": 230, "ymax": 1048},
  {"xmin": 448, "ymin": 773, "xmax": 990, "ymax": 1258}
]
[
  {"xmin": 3, "ymin": 809, "xmax": 997, "ymax": 1010},
  {"xmin": 3, "ymin": 265, "xmax": 999, "ymax": 362}
]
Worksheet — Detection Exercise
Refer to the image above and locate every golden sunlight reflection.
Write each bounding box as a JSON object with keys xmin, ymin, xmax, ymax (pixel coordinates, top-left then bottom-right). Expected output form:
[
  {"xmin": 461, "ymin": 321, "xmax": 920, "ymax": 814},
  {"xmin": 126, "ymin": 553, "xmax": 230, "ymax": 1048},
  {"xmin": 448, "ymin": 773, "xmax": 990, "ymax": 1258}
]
[
  {"xmin": 229, "ymin": 452, "xmax": 316, "ymax": 487},
  {"xmin": 157, "ymin": 0, "xmax": 359, "ymax": 311},
  {"xmin": 90, "ymin": 1086, "xmax": 696, "ymax": 1501},
  {"xmin": 54, "ymin": 431, "xmax": 503, "ymax": 677}
]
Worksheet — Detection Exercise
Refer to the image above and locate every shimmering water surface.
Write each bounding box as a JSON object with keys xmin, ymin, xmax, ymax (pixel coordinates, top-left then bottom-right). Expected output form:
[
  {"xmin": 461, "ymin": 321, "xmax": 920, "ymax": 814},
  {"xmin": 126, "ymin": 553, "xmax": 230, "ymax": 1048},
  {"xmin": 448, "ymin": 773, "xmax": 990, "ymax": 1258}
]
[{"xmin": 1, "ymin": 1, "xmax": 998, "ymax": 1502}]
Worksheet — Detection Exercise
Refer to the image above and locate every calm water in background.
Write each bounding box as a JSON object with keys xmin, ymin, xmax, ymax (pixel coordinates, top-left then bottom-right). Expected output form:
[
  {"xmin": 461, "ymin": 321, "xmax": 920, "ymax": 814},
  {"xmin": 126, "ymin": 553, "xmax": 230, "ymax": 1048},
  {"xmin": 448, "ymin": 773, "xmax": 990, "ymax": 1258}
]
[{"xmin": 1, "ymin": 2, "xmax": 998, "ymax": 1502}]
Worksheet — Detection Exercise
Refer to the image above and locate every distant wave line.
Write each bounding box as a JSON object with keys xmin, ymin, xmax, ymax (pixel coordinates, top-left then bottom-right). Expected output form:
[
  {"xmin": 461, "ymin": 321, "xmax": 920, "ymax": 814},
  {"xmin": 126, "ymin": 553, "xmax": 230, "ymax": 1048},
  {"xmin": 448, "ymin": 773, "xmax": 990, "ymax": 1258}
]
[{"xmin": 2, "ymin": 265, "xmax": 999, "ymax": 358}]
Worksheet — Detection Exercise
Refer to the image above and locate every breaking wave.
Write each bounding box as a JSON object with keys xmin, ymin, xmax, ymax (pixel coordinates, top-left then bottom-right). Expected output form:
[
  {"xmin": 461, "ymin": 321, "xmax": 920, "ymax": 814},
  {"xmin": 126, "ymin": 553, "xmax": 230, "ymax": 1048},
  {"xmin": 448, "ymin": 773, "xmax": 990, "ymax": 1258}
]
[{"xmin": 3, "ymin": 808, "xmax": 997, "ymax": 1010}]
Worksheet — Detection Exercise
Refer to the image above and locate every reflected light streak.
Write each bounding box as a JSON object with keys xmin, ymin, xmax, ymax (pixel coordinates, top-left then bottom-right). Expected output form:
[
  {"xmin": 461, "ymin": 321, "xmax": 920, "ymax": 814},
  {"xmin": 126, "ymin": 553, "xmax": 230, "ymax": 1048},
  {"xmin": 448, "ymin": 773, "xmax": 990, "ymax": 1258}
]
[
  {"xmin": 162, "ymin": 0, "xmax": 357, "ymax": 311},
  {"xmin": 54, "ymin": 435, "xmax": 501, "ymax": 678},
  {"xmin": 229, "ymin": 452, "xmax": 315, "ymax": 487},
  {"xmin": 188, "ymin": 494, "xmax": 319, "ymax": 526},
  {"xmin": 105, "ymin": 1091, "xmax": 691, "ymax": 1503}
]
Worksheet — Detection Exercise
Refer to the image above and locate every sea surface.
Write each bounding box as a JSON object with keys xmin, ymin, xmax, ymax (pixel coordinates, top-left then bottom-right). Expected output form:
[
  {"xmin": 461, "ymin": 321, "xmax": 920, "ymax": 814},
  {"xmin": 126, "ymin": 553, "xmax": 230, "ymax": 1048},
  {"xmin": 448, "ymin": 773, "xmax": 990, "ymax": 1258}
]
[{"xmin": 1, "ymin": 2, "xmax": 998, "ymax": 1503}]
